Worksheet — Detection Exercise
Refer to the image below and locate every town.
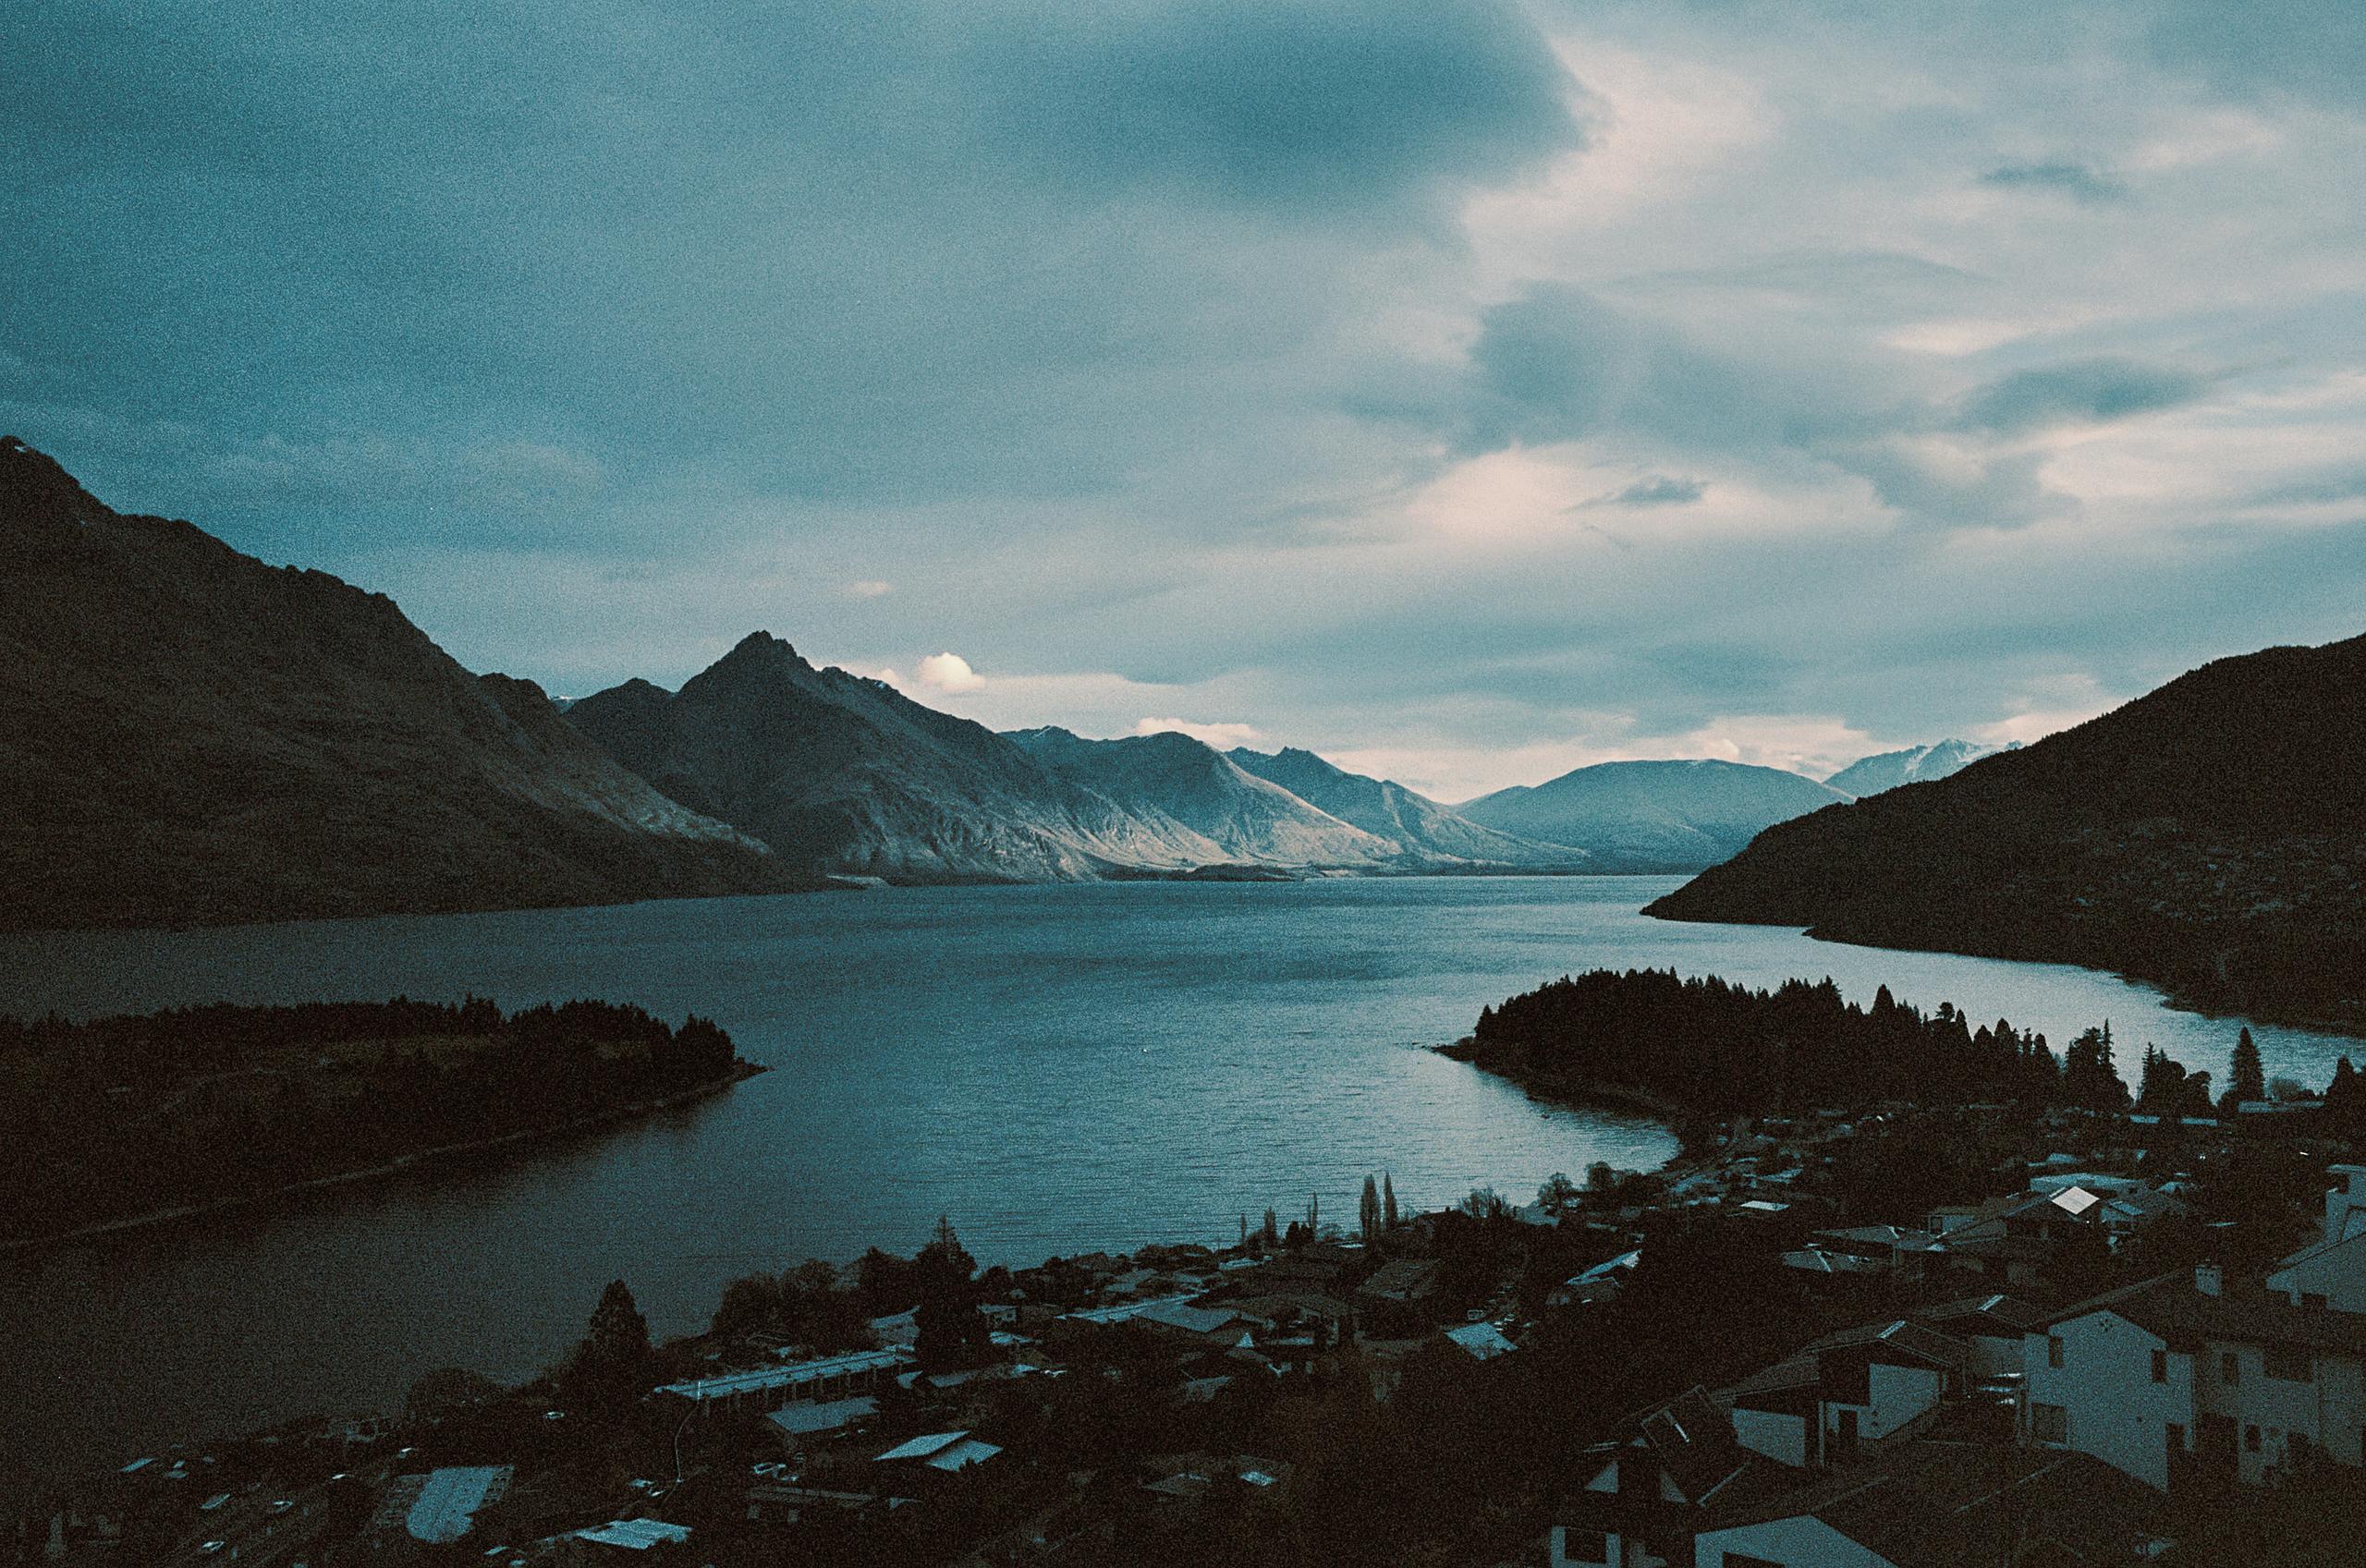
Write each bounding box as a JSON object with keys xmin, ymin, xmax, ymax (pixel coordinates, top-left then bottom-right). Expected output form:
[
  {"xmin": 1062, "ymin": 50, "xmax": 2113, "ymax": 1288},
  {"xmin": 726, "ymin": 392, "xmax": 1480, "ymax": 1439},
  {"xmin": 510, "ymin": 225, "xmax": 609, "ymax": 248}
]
[{"xmin": 16, "ymin": 1003, "xmax": 2366, "ymax": 1568}]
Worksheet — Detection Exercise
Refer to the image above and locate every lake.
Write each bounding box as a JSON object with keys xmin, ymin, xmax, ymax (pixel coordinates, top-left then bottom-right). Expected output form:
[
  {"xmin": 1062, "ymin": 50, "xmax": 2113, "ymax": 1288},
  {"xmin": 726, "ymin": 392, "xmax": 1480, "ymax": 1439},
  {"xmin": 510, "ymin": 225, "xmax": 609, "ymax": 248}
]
[{"xmin": 2, "ymin": 875, "xmax": 2357, "ymax": 1495}]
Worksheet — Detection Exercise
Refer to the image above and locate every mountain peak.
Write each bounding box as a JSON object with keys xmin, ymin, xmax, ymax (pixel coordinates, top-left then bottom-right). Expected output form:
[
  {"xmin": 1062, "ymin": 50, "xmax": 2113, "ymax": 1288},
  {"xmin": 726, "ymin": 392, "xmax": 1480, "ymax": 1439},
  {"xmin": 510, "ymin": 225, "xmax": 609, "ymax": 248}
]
[
  {"xmin": 1, "ymin": 436, "xmax": 109, "ymax": 530},
  {"xmin": 1824, "ymin": 738, "xmax": 2001, "ymax": 796},
  {"xmin": 725, "ymin": 628, "xmax": 802, "ymax": 661}
]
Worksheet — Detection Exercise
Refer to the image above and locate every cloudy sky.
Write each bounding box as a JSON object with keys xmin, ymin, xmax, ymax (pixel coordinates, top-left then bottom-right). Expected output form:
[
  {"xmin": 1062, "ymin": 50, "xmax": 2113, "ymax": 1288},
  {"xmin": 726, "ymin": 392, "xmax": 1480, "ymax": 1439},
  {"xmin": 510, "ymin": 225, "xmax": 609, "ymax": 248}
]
[{"xmin": 10, "ymin": 2, "xmax": 2365, "ymax": 800}]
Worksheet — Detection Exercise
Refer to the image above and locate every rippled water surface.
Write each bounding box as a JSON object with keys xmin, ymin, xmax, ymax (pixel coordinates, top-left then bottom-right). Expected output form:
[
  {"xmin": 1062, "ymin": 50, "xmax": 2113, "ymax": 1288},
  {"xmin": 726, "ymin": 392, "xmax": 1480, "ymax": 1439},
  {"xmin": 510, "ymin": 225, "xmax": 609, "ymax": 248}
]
[{"xmin": 3, "ymin": 875, "xmax": 2355, "ymax": 1490}]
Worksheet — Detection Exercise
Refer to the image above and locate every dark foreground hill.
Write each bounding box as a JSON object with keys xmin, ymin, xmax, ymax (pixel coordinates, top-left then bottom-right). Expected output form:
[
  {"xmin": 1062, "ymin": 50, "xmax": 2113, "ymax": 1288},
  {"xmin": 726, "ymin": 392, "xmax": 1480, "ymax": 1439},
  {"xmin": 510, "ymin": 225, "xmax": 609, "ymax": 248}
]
[
  {"xmin": 1648, "ymin": 634, "xmax": 2366, "ymax": 1031},
  {"xmin": 0, "ymin": 438, "xmax": 795, "ymax": 930}
]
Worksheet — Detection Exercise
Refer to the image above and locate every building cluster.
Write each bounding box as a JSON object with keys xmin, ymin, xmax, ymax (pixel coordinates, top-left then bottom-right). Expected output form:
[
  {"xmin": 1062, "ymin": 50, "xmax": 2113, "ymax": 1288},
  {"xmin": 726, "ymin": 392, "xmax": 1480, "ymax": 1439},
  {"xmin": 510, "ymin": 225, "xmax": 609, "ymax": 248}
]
[
  {"xmin": 1549, "ymin": 1163, "xmax": 2366, "ymax": 1566},
  {"xmin": 19, "ymin": 1104, "xmax": 2366, "ymax": 1566}
]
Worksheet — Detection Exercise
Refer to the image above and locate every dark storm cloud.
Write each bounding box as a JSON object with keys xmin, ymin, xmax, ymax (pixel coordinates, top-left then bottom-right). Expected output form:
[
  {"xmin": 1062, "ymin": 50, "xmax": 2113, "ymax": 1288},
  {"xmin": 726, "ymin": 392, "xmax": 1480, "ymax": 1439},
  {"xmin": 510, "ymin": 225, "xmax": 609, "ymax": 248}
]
[
  {"xmin": 1951, "ymin": 359, "xmax": 2212, "ymax": 437},
  {"xmin": 2, "ymin": 0, "xmax": 1580, "ymax": 539},
  {"xmin": 1978, "ymin": 160, "xmax": 2132, "ymax": 204},
  {"xmin": 1591, "ymin": 475, "xmax": 1708, "ymax": 508},
  {"xmin": 6, "ymin": 0, "xmax": 2364, "ymax": 798}
]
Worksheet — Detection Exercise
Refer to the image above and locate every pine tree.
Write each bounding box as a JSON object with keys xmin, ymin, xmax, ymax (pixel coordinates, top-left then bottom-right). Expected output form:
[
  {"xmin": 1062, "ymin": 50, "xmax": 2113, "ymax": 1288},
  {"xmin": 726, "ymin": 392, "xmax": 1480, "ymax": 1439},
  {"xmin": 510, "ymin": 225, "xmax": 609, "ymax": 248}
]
[
  {"xmin": 1359, "ymin": 1175, "xmax": 1381, "ymax": 1242},
  {"xmin": 2329, "ymin": 1058, "xmax": 2361, "ymax": 1129},
  {"xmin": 567, "ymin": 1279, "xmax": 654, "ymax": 1413},
  {"xmin": 914, "ymin": 1216, "xmax": 989, "ymax": 1371},
  {"xmin": 2230, "ymin": 1027, "xmax": 2265, "ymax": 1105},
  {"xmin": 1382, "ymin": 1173, "xmax": 1397, "ymax": 1230}
]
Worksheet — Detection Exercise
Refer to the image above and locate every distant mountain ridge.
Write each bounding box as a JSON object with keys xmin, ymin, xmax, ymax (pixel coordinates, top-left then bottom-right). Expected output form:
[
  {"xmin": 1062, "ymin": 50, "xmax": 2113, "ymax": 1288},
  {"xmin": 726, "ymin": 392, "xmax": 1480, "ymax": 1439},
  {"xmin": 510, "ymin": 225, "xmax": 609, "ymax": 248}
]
[
  {"xmin": 566, "ymin": 637, "xmax": 1230, "ymax": 881},
  {"xmin": 1824, "ymin": 738, "xmax": 2005, "ymax": 796},
  {"xmin": 562, "ymin": 646, "xmax": 1595, "ymax": 881},
  {"xmin": 1648, "ymin": 634, "xmax": 2366, "ymax": 1031},
  {"xmin": 0, "ymin": 437, "xmax": 796, "ymax": 932},
  {"xmin": 1006, "ymin": 727, "xmax": 1402, "ymax": 869},
  {"xmin": 1226, "ymin": 747, "xmax": 1586, "ymax": 868},
  {"xmin": 1457, "ymin": 759, "xmax": 1853, "ymax": 871}
]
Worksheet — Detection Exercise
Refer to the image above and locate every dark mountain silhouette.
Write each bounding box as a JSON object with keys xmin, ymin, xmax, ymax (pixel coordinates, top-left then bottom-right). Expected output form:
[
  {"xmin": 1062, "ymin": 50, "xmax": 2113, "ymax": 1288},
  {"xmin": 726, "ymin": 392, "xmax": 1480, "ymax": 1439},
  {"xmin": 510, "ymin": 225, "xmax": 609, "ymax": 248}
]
[
  {"xmin": 566, "ymin": 638, "xmax": 1230, "ymax": 881},
  {"xmin": 1823, "ymin": 738, "xmax": 2006, "ymax": 796},
  {"xmin": 1006, "ymin": 727, "xmax": 1401, "ymax": 868},
  {"xmin": 1649, "ymin": 633, "xmax": 2366, "ymax": 1030},
  {"xmin": 1457, "ymin": 759, "xmax": 1851, "ymax": 870},
  {"xmin": 0, "ymin": 437, "xmax": 793, "ymax": 931},
  {"xmin": 1225, "ymin": 746, "xmax": 1585, "ymax": 867}
]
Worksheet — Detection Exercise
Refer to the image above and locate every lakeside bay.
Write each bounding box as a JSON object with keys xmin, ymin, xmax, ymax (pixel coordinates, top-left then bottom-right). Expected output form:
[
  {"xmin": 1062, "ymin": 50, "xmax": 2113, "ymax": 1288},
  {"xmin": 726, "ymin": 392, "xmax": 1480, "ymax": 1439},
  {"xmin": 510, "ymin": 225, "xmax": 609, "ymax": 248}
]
[{"xmin": 4, "ymin": 875, "xmax": 2359, "ymax": 1500}]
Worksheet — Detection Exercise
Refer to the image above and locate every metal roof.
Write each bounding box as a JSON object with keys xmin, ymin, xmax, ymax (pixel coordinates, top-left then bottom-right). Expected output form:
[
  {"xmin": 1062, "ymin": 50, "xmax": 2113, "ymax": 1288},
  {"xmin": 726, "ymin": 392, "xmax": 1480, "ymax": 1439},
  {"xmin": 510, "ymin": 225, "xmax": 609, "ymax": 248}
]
[
  {"xmin": 405, "ymin": 1466, "xmax": 510, "ymax": 1544},
  {"xmin": 767, "ymin": 1395, "xmax": 879, "ymax": 1437},
  {"xmin": 575, "ymin": 1518, "xmax": 691, "ymax": 1550},
  {"xmin": 656, "ymin": 1346, "xmax": 909, "ymax": 1401}
]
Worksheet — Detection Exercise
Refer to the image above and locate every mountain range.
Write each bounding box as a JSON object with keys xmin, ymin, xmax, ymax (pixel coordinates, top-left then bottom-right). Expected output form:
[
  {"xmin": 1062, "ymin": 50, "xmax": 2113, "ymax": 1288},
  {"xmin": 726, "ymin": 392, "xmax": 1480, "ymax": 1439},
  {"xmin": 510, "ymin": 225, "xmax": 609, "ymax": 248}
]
[
  {"xmin": 1226, "ymin": 746, "xmax": 1584, "ymax": 869},
  {"xmin": 1456, "ymin": 760, "xmax": 1854, "ymax": 871},
  {"xmin": 5, "ymin": 437, "xmax": 2070, "ymax": 929},
  {"xmin": 0, "ymin": 437, "xmax": 798, "ymax": 932},
  {"xmin": 1649, "ymin": 634, "xmax": 2366, "ymax": 1030},
  {"xmin": 1823, "ymin": 738, "xmax": 2005, "ymax": 796},
  {"xmin": 564, "ymin": 637, "xmax": 1233, "ymax": 882}
]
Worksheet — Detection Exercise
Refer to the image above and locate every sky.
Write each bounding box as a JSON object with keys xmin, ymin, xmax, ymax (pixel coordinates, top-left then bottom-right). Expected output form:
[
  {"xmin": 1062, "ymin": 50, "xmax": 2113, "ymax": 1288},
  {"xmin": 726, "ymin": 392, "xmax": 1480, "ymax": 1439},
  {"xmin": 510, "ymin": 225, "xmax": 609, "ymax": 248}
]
[{"xmin": 7, "ymin": 1, "xmax": 2365, "ymax": 802}]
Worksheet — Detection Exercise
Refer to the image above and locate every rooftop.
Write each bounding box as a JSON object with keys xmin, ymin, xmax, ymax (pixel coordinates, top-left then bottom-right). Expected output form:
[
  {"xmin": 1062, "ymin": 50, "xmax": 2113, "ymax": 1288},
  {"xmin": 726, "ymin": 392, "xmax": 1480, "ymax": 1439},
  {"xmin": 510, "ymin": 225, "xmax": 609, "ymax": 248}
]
[
  {"xmin": 766, "ymin": 1394, "xmax": 878, "ymax": 1438},
  {"xmin": 2046, "ymin": 1270, "xmax": 2366, "ymax": 1355},
  {"xmin": 404, "ymin": 1465, "xmax": 510, "ymax": 1544},
  {"xmin": 1707, "ymin": 1442, "xmax": 2169, "ymax": 1567},
  {"xmin": 656, "ymin": 1346, "xmax": 909, "ymax": 1402}
]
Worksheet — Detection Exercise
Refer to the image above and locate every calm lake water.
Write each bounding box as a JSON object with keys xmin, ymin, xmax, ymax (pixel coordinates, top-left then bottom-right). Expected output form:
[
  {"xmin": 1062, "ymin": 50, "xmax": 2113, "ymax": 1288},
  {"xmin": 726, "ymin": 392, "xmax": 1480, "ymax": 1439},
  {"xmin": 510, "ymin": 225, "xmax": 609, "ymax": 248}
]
[{"xmin": 2, "ymin": 875, "xmax": 2358, "ymax": 1494}]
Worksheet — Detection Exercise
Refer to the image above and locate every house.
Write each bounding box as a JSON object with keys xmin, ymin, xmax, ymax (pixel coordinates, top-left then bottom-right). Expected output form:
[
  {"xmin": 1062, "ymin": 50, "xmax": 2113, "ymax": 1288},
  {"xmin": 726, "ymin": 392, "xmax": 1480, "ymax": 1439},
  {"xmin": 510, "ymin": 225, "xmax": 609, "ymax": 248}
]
[
  {"xmin": 1911, "ymin": 1295, "xmax": 2045, "ymax": 1377},
  {"xmin": 1548, "ymin": 1388, "xmax": 1795, "ymax": 1568},
  {"xmin": 1690, "ymin": 1442, "xmax": 2170, "ymax": 1567},
  {"xmin": 2023, "ymin": 1263, "xmax": 2366, "ymax": 1491},
  {"xmin": 1783, "ymin": 1226, "xmax": 1940, "ymax": 1281},
  {"xmin": 1720, "ymin": 1320, "xmax": 1972, "ymax": 1471},
  {"xmin": 572, "ymin": 1517, "xmax": 692, "ymax": 1551},
  {"xmin": 655, "ymin": 1347, "xmax": 911, "ymax": 1415},
  {"xmin": 1355, "ymin": 1258, "xmax": 1442, "ymax": 1337},
  {"xmin": 1552, "ymin": 1248, "xmax": 1641, "ymax": 1308},
  {"xmin": 2264, "ymin": 1162, "xmax": 2366, "ymax": 1312},
  {"xmin": 767, "ymin": 1395, "xmax": 879, "ymax": 1444},
  {"xmin": 1132, "ymin": 1297, "xmax": 1260, "ymax": 1349},
  {"xmin": 873, "ymin": 1429, "xmax": 1003, "ymax": 1473},
  {"xmin": 1443, "ymin": 1321, "xmax": 1517, "ymax": 1360}
]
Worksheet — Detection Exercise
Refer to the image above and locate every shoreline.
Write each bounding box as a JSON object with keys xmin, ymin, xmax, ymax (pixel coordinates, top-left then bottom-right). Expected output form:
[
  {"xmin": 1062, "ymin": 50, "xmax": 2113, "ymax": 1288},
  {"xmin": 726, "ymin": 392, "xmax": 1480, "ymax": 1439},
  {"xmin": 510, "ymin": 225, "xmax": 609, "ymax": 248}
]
[
  {"xmin": 1, "ymin": 1061, "xmax": 769, "ymax": 1259},
  {"xmin": 1433, "ymin": 1038, "xmax": 1701, "ymax": 1170},
  {"xmin": 1641, "ymin": 906, "xmax": 2366, "ymax": 1042}
]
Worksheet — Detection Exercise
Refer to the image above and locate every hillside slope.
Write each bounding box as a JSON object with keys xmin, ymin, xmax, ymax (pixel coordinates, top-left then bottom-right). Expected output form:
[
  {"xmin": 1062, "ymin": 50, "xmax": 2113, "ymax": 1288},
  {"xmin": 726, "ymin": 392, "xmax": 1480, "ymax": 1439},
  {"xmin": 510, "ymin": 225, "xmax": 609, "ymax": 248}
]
[
  {"xmin": 1457, "ymin": 759, "xmax": 1852, "ymax": 870},
  {"xmin": 0, "ymin": 437, "xmax": 793, "ymax": 931},
  {"xmin": 1648, "ymin": 634, "xmax": 2366, "ymax": 1030}
]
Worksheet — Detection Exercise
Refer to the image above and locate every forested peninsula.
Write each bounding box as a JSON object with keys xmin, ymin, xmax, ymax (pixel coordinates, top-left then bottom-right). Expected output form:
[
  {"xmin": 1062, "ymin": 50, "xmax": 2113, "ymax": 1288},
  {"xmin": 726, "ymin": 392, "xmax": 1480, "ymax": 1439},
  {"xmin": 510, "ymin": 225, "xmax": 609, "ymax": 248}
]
[
  {"xmin": 1443, "ymin": 967, "xmax": 2129, "ymax": 1124},
  {"xmin": 0, "ymin": 997, "xmax": 757, "ymax": 1247}
]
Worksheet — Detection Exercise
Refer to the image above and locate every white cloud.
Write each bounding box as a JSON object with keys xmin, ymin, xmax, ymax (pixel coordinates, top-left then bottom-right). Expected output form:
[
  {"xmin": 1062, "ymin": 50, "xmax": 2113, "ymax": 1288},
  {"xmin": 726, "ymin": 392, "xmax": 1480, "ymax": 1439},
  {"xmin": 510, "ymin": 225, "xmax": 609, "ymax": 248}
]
[
  {"xmin": 916, "ymin": 650, "xmax": 985, "ymax": 692},
  {"xmin": 846, "ymin": 579, "xmax": 894, "ymax": 598},
  {"xmin": 1136, "ymin": 716, "xmax": 1262, "ymax": 748}
]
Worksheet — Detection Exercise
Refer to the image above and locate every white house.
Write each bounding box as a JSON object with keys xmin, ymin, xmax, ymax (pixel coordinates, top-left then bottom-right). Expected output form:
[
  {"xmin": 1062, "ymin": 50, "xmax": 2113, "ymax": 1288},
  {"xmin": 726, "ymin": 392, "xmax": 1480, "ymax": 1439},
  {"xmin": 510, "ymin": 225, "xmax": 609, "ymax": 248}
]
[
  {"xmin": 1719, "ymin": 1320, "xmax": 1971, "ymax": 1472},
  {"xmin": 2023, "ymin": 1262, "xmax": 2366, "ymax": 1491},
  {"xmin": 1911, "ymin": 1294, "xmax": 2044, "ymax": 1379},
  {"xmin": 2264, "ymin": 1163, "xmax": 2366, "ymax": 1312}
]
